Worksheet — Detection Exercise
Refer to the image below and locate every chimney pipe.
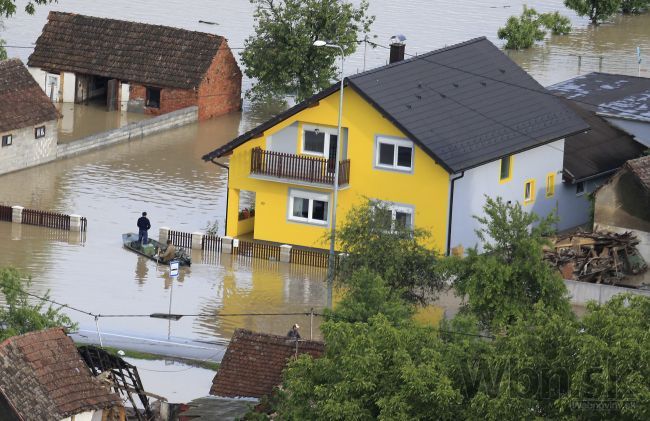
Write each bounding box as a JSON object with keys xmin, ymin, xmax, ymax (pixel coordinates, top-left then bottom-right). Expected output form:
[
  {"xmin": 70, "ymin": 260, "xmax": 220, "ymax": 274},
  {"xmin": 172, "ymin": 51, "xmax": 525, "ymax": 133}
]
[{"xmin": 389, "ymin": 34, "xmax": 406, "ymax": 64}]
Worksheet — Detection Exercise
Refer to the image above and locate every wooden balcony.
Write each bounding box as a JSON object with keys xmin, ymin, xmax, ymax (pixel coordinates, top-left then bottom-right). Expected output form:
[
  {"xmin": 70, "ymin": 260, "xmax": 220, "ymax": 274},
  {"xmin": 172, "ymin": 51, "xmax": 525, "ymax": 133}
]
[{"xmin": 250, "ymin": 147, "xmax": 350, "ymax": 186}]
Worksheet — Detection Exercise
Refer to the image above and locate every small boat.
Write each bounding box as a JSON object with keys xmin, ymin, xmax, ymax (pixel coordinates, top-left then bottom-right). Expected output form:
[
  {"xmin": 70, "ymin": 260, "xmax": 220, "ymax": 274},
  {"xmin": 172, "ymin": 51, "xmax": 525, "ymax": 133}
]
[{"xmin": 122, "ymin": 233, "xmax": 191, "ymax": 266}]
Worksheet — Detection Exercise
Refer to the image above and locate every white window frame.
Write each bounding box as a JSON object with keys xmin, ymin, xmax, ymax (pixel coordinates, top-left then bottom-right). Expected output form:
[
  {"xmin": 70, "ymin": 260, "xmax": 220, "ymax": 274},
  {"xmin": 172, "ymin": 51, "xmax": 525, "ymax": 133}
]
[
  {"xmin": 301, "ymin": 124, "xmax": 337, "ymax": 157},
  {"xmin": 375, "ymin": 200, "xmax": 414, "ymax": 231},
  {"xmin": 375, "ymin": 136, "xmax": 414, "ymax": 172},
  {"xmin": 1, "ymin": 134, "xmax": 13, "ymax": 147},
  {"xmin": 288, "ymin": 189, "xmax": 330, "ymax": 226},
  {"xmin": 35, "ymin": 126, "xmax": 46, "ymax": 139}
]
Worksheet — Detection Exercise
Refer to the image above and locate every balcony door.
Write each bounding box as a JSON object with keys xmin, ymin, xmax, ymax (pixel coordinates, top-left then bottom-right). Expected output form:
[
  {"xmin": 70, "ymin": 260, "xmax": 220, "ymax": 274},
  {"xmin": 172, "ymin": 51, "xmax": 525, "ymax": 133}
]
[{"xmin": 327, "ymin": 134, "xmax": 338, "ymax": 174}]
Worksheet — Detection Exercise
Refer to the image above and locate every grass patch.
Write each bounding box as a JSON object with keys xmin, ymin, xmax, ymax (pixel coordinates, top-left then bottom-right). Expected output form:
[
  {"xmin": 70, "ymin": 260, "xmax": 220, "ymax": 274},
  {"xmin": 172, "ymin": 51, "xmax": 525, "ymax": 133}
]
[{"xmin": 76, "ymin": 344, "xmax": 220, "ymax": 371}]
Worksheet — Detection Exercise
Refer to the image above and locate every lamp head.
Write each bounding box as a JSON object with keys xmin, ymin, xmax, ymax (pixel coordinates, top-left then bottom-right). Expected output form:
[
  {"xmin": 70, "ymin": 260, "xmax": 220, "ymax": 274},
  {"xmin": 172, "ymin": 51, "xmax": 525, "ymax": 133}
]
[{"xmin": 313, "ymin": 40, "xmax": 327, "ymax": 47}]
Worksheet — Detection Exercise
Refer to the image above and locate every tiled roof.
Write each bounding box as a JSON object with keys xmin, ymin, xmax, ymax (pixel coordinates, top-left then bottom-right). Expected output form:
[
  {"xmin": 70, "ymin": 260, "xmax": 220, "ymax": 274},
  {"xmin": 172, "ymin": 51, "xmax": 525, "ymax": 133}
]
[
  {"xmin": 549, "ymin": 72, "xmax": 650, "ymax": 122},
  {"xmin": 205, "ymin": 37, "xmax": 588, "ymax": 173},
  {"xmin": 0, "ymin": 59, "xmax": 59, "ymax": 133},
  {"xmin": 625, "ymin": 155, "xmax": 650, "ymax": 192},
  {"xmin": 561, "ymin": 98, "xmax": 646, "ymax": 183},
  {"xmin": 210, "ymin": 329, "xmax": 325, "ymax": 399},
  {"xmin": 0, "ymin": 328, "xmax": 123, "ymax": 420},
  {"xmin": 28, "ymin": 11, "xmax": 225, "ymax": 89}
]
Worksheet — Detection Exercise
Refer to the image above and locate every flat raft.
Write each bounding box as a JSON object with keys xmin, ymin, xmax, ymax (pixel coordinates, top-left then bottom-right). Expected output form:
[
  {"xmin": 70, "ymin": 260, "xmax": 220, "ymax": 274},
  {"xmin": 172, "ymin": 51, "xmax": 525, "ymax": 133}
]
[{"xmin": 122, "ymin": 233, "xmax": 191, "ymax": 266}]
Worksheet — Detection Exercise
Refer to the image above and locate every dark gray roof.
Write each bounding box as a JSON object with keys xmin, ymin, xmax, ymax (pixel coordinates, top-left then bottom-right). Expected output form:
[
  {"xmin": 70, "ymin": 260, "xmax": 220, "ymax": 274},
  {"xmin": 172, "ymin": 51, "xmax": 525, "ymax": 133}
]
[
  {"xmin": 548, "ymin": 72, "xmax": 650, "ymax": 122},
  {"xmin": 204, "ymin": 37, "xmax": 588, "ymax": 172},
  {"xmin": 560, "ymin": 99, "xmax": 646, "ymax": 183}
]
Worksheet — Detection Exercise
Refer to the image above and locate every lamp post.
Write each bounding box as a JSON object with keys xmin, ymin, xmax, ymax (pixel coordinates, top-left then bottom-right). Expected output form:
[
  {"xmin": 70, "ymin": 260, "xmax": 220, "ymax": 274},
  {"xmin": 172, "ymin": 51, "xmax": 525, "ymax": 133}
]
[{"xmin": 313, "ymin": 40, "xmax": 344, "ymax": 309}]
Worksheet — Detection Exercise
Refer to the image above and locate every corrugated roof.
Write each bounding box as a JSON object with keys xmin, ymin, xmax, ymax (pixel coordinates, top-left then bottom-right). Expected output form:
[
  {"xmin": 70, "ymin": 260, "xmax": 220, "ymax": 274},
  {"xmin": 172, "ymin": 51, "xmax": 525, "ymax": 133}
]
[
  {"xmin": 561, "ymin": 98, "xmax": 646, "ymax": 183},
  {"xmin": 0, "ymin": 59, "xmax": 59, "ymax": 133},
  {"xmin": 0, "ymin": 328, "xmax": 123, "ymax": 420},
  {"xmin": 210, "ymin": 329, "xmax": 324, "ymax": 399},
  {"xmin": 548, "ymin": 72, "xmax": 650, "ymax": 122},
  {"xmin": 204, "ymin": 37, "xmax": 588, "ymax": 172},
  {"xmin": 28, "ymin": 11, "xmax": 225, "ymax": 89}
]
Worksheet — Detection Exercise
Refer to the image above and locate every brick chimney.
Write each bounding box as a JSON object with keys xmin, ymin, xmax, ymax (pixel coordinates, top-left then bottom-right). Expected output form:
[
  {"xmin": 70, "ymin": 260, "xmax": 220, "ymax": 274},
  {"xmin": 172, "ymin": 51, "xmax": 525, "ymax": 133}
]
[{"xmin": 389, "ymin": 34, "xmax": 406, "ymax": 64}]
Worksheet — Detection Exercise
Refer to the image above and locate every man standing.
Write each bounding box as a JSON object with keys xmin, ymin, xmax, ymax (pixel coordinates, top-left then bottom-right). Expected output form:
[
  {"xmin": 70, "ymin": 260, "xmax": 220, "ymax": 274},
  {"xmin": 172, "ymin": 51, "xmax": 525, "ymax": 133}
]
[{"xmin": 137, "ymin": 212, "xmax": 151, "ymax": 246}]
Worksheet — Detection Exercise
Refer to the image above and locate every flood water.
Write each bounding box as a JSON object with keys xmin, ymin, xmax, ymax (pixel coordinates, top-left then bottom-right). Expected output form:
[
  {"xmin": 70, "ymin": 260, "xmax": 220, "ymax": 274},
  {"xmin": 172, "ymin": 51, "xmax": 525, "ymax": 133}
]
[{"xmin": 0, "ymin": 0, "xmax": 643, "ymax": 379}]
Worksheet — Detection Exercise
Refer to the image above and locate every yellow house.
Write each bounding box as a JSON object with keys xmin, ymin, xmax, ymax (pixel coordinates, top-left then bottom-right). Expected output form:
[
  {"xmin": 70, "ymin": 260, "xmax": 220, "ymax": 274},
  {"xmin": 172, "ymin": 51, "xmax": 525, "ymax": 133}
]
[{"xmin": 203, "ymin": 37, "xmax": 588, "ymax": 254}]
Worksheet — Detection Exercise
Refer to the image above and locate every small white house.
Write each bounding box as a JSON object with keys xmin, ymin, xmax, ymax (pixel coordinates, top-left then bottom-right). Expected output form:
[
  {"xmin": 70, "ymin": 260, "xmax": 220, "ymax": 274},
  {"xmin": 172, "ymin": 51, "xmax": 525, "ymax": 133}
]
[{"xmin": 0, "ymin": 58, "xmax": 59, "ymax": 175}]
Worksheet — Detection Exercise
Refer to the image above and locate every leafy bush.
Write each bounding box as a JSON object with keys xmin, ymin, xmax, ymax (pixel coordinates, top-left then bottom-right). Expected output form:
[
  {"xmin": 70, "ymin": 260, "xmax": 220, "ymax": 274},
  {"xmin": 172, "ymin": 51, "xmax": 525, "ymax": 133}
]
[{"xmin": 498, "ymin": 7, "xmax": 571, "ymax": 50}]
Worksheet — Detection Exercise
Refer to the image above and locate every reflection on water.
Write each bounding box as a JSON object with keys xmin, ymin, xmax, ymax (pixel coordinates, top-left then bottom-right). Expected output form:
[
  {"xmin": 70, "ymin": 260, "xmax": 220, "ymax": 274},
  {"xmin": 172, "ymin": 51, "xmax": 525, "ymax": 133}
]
[{"xmin": 56, "ymin": 101, "xmax": 150, "ymax": 143}]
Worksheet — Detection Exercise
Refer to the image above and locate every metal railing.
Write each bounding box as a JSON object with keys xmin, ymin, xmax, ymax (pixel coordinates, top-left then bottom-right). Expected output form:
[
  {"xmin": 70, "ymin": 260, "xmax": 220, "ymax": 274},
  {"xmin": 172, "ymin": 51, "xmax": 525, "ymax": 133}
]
[{"xmin": 250, "ymin": 147, "xmax": 350, "ymax": 186}]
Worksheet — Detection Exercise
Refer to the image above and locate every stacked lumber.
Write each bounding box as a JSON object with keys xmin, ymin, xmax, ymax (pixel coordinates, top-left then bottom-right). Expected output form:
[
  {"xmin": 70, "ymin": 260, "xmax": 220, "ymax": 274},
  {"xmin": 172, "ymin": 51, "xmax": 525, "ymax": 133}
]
[{"xmin": 544, "ymin": 230, "xmax": 648, "ymax": 285}]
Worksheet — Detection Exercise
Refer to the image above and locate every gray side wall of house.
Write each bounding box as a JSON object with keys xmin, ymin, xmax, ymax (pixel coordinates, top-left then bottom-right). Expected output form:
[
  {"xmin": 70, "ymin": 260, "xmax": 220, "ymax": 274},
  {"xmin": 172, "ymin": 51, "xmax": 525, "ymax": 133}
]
[
  {"xmin": 0, "ymin": 120, "xmax": 57, "ymax": 176},
  {"xmin": 450, "ymin": 139, "xmax": 565, "ymax": 252},
  {"xmin": 267, "ymin": 122, "xmax": 298, "ymax": 154},
  {"xmin": 605, "ymin": 117, "xmax": 650, "ymax": 148},
  {"xmin": 555, "ymin": 176, "xmax": 604, "ymax": 231}
]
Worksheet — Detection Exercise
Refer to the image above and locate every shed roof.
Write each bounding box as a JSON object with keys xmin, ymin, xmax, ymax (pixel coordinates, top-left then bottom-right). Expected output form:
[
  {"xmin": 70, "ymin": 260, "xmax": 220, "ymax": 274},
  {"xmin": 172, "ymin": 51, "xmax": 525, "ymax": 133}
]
[
  {"xmin": 548, "ymin": 72, "xmax": 650, "ymax": 122},
  {"xmin": 28, "ymin": 11, "xmax": 225, "ymax": 89},
  {"xmin": 625, "ymin": 155, "xmax": 650, "ymax": 192},
  {"xmin": 0, "ymin": 328, "xmax": 123, "ymax": 420},
  {"xmin": 560, "ymin": 98, "xmax": 646, "ymax": 183},
  {"xmin": 210, "ymin": 329, "xmax": 324, "ymax": 399},
  {"xmin": 0, "ymin": 59, "xmax": 59, "ymax": 133},
  {"xmin": 204, "ymin": 37, "xmax": 588, "ymax": 173}
]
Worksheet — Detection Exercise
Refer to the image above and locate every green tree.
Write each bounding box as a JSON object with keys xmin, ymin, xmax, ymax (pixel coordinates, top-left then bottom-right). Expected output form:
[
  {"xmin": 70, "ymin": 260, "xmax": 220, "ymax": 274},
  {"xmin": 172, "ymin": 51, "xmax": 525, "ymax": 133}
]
[
  {"xmin": 564, "ymin": 0, "xmax": 622, "ymax": 24},
  {"xmin": 335, "ymin": 200, "xmax": 444, "ymax": 305},
  {"xmin": 497, "ymin": 6, "xmax": 545, "ymax": 50},
  {"xmin": 497, "ymin": 7, "xmax": 571, "ymax": 50},
  {"xmin": 0, "ymin": 0, "xmax": 55, "ymax": 17},
  {"xmin": 0, "ymin": 267, "xmax": 76, "ymax": 341},
  {"xmin": 451, "ymin": 197, "xmax": 571, "ymax": 329},
  {"xmin": 620, "ymin": 0, "xmax": 650, "ymax": 13},
  {"xmin": 241, "ymin": 0, "xmax": 373, "ymax": 102},
  {"xmin": 0, "ymin": 38, "xmax": 6, "ymax": 60}
]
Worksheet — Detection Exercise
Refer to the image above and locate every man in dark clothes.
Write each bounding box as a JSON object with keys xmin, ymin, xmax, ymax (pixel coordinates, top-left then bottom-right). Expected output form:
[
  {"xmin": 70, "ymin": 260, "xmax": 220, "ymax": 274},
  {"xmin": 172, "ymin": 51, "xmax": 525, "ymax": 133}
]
[
  {"xmin": 287, "ymin": 324, "xmax": 301, "ymax": 340},
  {"xmin": 137, "ymin": 212, "xmax": 151, "ymax": 246}
]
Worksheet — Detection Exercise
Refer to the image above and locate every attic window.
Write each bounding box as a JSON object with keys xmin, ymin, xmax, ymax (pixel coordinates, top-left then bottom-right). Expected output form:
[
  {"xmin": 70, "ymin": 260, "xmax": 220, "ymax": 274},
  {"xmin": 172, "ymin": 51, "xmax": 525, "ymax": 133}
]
[
  {"xmin": 2, "ymin": 134, "xmax": 12, "ymax": 147},
  {"xmin": 576, "ymin": 181, "xmax": 585, "ymax": 196},
  {"xmin": 375, "ymin": 137, "xmax": 413, "ymax": 172},
  {"xmin": 35, "ymin": 126, "xmax": 46, "ymax": 139},
  {"xmin": 146, "ymin": 87, "xmax": 161, "ymax": 109}
]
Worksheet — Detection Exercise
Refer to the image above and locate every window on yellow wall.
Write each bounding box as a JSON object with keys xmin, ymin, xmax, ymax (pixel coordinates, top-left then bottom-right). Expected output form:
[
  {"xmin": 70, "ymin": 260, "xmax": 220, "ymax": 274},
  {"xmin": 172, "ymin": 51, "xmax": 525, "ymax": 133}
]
[
  {"xmin": 546, "ymin": 173, "xmax": 556, "ymax": 197},
  {"xmin": 499, "ymin": 155, "xmax": 513, "ymax": 183},
  {"xmin": 524, "ymin": 179, "xmax": 535, "ymax": 204}
]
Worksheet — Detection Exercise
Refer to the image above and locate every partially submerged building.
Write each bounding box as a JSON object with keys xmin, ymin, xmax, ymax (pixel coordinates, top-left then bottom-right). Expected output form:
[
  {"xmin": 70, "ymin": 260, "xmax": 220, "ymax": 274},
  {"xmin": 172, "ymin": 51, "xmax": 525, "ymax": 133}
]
[
  {"xmin": 550, "ymin": 72, "xmax": 650, "ymax": 147},
  {"xmin": 0, "ymin": 328, "xmax": 125, "ymax": 420},
  {"xmin": 0, "ymin": 59, "xmax": 59, "ymax": 176},
  {"xmin": 28, "ymin": 11, "xmax": 242, "ymax": 120}
]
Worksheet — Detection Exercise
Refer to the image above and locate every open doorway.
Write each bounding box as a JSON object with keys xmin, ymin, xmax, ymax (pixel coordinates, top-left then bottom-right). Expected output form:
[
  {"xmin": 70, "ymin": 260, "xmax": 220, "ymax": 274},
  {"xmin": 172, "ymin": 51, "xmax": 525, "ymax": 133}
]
[{"xmin": 75, "ymin": 74, "xmax": 120, "ymax": 110}]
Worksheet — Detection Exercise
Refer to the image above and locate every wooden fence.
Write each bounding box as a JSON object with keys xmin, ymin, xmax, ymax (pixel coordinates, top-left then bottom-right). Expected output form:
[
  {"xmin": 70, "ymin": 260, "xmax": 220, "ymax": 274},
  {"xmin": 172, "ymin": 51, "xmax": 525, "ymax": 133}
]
[
  {"xmin": 202, "ymin": 234, "xmax": 222, "ymax": 252},
  {"xmin": 168, "ymin": 230, "xmax": 192, "ymax": 249},
  {"xmin": 234, "ymin": 239, "xmax": 281, "ymax": 261},
  {"xmin": 22, "ymin": 209, "xmax": 70, "ymax": 230},
  {"xmin": 290, "ymin": 248, "xmax": 332, "ymax": 268},
  {"xmin": 0, "ymin": 205, "xmax": 11, "ymax": 222}
]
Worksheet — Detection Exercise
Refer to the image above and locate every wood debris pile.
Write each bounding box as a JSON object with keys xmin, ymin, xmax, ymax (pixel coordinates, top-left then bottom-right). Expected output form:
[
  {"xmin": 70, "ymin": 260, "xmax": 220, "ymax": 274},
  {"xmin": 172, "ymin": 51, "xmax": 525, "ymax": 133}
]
[{"xmin": 544, "ymin": 230, "xmax": 648, "ymax": 285}]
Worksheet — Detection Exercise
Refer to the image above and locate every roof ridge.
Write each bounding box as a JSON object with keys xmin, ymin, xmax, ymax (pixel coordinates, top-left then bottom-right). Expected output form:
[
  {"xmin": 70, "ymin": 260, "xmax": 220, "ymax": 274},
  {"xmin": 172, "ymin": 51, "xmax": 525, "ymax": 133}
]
[
  {"xmin": 48, "ymin": 11, "xmax": 223, "ymax": 39},
  {"xmin": 349, "ymin": 36, "xmax": 488, "ymax": 80}
]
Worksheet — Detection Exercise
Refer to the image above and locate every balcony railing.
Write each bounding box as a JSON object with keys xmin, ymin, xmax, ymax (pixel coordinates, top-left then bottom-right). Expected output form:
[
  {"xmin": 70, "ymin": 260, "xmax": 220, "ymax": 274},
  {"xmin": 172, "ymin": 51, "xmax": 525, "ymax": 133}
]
[{"xmin": 250, "ymin": 147, "xmax": 350, "ymax": 186}]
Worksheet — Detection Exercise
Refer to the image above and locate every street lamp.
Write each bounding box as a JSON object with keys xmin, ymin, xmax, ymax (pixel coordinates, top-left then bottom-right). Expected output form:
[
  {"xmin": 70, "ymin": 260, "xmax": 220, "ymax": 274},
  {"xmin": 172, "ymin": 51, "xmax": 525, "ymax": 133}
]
[{"xmin": 313, "ymin": 40, "xmax": 344, "ymax": 309}]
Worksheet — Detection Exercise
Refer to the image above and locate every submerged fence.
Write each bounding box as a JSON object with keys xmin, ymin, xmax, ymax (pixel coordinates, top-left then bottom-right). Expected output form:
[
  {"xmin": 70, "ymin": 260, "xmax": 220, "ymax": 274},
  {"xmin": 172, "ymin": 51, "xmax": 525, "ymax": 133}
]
[
  {"xmin": 1, "ymin": 204, "xmax": 86, "ymax": 232},
  {"xmin": 163, "ymin": 227, "xmax": 333, "ymax": 269}
]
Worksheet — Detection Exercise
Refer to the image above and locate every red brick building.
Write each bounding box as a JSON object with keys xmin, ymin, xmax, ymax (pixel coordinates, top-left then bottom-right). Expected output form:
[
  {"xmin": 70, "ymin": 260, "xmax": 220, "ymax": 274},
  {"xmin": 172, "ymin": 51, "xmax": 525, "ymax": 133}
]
[{"xmin": 28, "ymin": 12, "xmax": 242, "ymax": 120}]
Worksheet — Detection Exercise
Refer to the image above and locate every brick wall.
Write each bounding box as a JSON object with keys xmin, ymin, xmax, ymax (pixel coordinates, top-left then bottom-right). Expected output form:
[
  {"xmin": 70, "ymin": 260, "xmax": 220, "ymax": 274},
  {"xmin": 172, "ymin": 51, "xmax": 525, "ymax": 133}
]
[
  {"xmin": 198, "ymin": 39, "xmax": 243, "ymax": 120},
  {"xmin": 130, "ymin": 84, "xmax": 199, "ymax": 117},
  {"xmin": 128, "ymin": 42, "xmax": 241, "ymax": 121}
]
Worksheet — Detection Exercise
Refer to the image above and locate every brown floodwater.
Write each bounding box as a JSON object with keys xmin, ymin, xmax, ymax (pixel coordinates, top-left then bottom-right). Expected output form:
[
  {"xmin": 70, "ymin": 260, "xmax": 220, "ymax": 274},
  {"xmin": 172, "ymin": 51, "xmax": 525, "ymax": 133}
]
[{"xmin": 0, "ymin": 0, "xmax": 640, "ymax": 362}]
